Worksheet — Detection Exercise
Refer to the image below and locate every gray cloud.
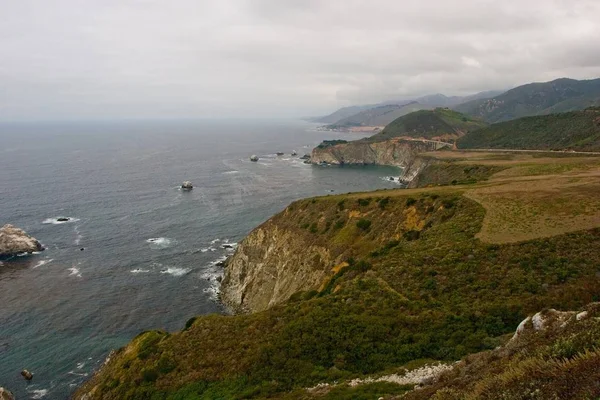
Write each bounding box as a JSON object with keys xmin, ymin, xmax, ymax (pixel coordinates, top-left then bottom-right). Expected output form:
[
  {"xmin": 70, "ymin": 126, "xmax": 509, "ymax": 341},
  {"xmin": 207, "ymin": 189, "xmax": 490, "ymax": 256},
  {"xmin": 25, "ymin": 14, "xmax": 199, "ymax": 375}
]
[{"xmin": 0, "ymin": 0, "xmax": 599, "ymax": 120}]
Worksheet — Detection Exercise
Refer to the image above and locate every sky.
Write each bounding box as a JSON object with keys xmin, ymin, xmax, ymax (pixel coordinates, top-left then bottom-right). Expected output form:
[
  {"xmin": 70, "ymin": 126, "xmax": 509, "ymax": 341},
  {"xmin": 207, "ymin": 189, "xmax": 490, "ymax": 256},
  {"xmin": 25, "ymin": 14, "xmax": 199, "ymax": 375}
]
[{"xmin": 0, "ymin": 0, "xmax": 599, "ymax": 120}]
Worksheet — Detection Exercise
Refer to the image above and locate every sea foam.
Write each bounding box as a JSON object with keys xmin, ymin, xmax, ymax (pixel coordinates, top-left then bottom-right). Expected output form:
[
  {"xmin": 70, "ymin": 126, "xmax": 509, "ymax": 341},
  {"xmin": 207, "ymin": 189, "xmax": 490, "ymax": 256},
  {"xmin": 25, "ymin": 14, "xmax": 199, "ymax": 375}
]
[
  {"xmin": 160, "ymin": 267, "xmax": 191, "ymax": 277},
  {"xmin": 146, "ymin": 237, "xmax": 176, "ymax": 249},
  {"xmin": 33, "ymin": 259, "xmax": 53, "ymax": 269},
  {"xmin": 43, "ymin": 217, "xmax": 80, "ymax": 225}
]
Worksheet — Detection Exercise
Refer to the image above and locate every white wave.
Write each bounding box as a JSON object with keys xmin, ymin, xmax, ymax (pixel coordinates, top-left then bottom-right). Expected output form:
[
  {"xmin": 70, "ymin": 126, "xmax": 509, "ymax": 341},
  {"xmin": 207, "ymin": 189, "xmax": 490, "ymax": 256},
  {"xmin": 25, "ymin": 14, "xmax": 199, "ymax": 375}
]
[
  {"xmin": 210, "ymin": 238, "xmax": 221, "ymax": 244},
  {"xmin": 160, "ymin": 267, "xmax": 191, "ymax": 277},
  {"xmin": 43, "ymin": 217, "xmax": 80, "ymax": 225},
  {"xmin": 223, "ymin": 170, "xmax": 239, "ymax": 174},
  {"xmin": 74, "ymin": 225, "xmax": 83, "ymax": 245},
  {"xmin": 76, "ymin": 362, "xmax": 85, "ymax": 369},
  {"xmin": 33, "ymin": 259, "xmax": 53, "ymax": 268},
  {"xmin": 68, "ymin": 267, "xmax": 82, "ymax": 277},
  {"xmin": 130, "ymin": 268, "xmax": 150, "ymax": 274},
  {"xmin": 30, "ymin": 389, "xmax": 48, "ymax": 399},
  {"xmin": 146, "ymin": 237, "xmax": 176, "ymax": 249},
  {"xmin": 68, "ymin": 370, "xmax": 88, "ymax": 377}
]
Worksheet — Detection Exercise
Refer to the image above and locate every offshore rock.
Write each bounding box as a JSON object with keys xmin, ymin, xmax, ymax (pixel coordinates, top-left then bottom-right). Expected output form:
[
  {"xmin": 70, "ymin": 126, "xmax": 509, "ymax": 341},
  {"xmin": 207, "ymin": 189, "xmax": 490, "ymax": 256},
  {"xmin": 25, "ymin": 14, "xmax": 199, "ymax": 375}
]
[
  {"xmin": 0, "ymin": 225, "xmax": 44, "ymax": 257},
  {"xmin": 21, "ymin": 369, "xmax": 33, "ymax": 380}
]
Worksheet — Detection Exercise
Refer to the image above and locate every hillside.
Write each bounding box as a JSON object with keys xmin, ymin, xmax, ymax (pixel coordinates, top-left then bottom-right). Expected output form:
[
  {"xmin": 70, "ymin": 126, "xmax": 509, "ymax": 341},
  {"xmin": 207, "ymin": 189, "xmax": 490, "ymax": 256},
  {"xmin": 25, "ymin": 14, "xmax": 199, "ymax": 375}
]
[
  {"xmin": 76, "ymin": 151, "xmax": 600, "ymax": 400},
  {"xmin": 454, "ymin": 77, "xmax": 600, "ymax": 123},
  {"xmin": 309, "ymin": 104, "xmax": 379, "ymax": 124},
  {"xmin": 373, "ymin": 108, "xmax": 487, "ymax": 142},
  {"xmin": 458, "ymin": 107, "xmax": 600, "ymax": 151},
  {"xmin": 326, "ymin": 102, "xmax": 429, "ymax": 129}
]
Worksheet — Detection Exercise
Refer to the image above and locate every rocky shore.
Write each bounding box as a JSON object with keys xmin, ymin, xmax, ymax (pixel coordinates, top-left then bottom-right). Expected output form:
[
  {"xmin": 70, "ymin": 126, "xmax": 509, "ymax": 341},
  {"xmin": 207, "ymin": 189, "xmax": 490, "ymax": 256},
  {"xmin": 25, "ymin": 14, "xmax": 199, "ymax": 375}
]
[{"xmin": 0, "ymin": 224, "xmax": 44, "ymax": 257}]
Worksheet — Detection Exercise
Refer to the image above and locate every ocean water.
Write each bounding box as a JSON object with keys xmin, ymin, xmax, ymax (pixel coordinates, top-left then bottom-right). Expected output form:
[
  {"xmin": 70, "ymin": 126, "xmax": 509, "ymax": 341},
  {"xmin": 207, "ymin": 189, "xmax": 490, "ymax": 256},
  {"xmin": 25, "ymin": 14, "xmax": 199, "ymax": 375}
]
[{"xmin": 0, "ymin": 119, "xmax": 402, "ymax": 398}]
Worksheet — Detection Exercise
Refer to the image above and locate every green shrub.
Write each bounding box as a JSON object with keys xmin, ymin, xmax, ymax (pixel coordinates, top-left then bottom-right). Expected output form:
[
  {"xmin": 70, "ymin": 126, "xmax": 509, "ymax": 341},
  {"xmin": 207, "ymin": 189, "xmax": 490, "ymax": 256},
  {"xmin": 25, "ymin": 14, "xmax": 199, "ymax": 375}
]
[
  {"xmin": 184, "ymin": 317, "xmax": 197, "ymax": 331},
  {"xmin": 141, "ymin": 368, "xmax": 159, "ymax": 382},
  {"xmin": 406, "ymin": 197, "xmax": 417, "ymax": 206},
  {"xmin": 357, "ymin": 198, "xmax": 371, "ymax": 207},
  {"xmin": 356, "ymin": 219, "xmax": 372, "ymax": 231}
]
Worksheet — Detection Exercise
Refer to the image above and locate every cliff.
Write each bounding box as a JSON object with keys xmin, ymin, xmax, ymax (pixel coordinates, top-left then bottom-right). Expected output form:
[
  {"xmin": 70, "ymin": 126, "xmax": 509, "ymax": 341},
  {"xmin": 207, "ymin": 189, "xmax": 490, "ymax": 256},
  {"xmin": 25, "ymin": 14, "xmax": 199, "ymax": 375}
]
[
  {"xmin": 220, "ymin": 223, "xmax": 333, "ymax": 313},
  {"xmin": 311, "ymin": 138, "xmax": 450, "ymax": 167},
  {"xmin": 0, "ymin": 224, "xmax": 43, "ymax": 257}
]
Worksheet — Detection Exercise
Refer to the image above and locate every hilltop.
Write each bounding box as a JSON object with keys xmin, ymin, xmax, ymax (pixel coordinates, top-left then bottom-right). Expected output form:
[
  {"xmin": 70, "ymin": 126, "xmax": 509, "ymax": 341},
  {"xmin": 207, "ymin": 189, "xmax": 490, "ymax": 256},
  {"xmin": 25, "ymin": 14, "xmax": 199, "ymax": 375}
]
[
  {"xmin": 458, "ymin": 107, "xmax": 600, "ymax": 152},
  {"xmin": 373, "ymin": 108, "xmax": 487, "ymax": 142},
  {"xmin": 76, "ymin": 150, "xmax": 600, "ymax": 399},
  {"xmin": 454, "ymin": 77, "xmax": 600, "ymax": 123}
]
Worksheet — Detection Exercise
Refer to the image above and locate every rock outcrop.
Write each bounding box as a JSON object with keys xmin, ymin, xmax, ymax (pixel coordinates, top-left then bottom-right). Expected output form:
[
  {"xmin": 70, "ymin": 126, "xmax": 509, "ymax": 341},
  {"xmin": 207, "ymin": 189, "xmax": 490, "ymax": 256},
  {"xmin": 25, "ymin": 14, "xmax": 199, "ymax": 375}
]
[
  {"xmin": 0, "ymin": 388, "xmax": 14, "ymax": 400},
  {"xmin": 220, "ymin": 223, "xmax": 333, "ymax": 313},
  {"xmin": 311, "ymin": 138, "xmax": 449, "ymax": 167},
  {"xmin": 0, "ymin": 224, "xmax": 44, "ymax": 257}
]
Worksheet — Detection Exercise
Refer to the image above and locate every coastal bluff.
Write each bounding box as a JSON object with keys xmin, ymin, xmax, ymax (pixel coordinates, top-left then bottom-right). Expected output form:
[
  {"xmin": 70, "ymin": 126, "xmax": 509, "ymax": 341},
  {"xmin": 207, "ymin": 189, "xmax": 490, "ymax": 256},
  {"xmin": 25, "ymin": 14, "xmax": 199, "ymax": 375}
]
[{"xmin": 310, "ymin": 138, "xmax": 449, "ymax": 167}]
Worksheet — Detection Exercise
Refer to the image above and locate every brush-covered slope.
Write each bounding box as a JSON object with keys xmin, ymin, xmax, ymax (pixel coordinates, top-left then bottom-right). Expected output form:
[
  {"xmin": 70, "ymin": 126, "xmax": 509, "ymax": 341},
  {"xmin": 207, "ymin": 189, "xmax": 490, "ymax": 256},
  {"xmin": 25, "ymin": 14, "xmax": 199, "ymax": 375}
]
[
  {"xmin": 76, "ymin": 153, "xmax": 600, "ymax": 399},
  {"xmin": 373, "ymin": 108, "xmax": 486, "ymax": 142},
  {"xmin": 326, "ymin": 102, "xmax": 430, "ymax": 129},
  {"xmin": 455, "ymin": 77, "xmax": 600, "ymax": 123},
  {"xmin": 458, "ymin": 107, "xmax": 600, "ymax": 151}
]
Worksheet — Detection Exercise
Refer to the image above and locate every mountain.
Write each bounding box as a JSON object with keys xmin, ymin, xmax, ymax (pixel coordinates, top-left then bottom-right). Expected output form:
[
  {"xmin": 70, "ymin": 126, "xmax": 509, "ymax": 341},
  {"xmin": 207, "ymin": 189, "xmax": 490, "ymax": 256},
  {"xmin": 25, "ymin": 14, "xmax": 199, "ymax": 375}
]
[
  {"xmin": 326, "ymin": 101, "xmax": 430, "ymax": 128},
  {"xmin": 308, "ymin": 104, "xmax": 378, "ymax": 124},
  {"xmin": 454, "ymin": 77, "xmax": 600, "ymax": 123},
  {"xmin": 458, "ymin": 107, "xmax": 600, "ymax": 151},
  {"xmin": 374, "ymin": 108, "xmax": 487, "ymax": 141},
  {"xmin": 312, "ymin": 90, "xmax": 502, "ymax": 127}
]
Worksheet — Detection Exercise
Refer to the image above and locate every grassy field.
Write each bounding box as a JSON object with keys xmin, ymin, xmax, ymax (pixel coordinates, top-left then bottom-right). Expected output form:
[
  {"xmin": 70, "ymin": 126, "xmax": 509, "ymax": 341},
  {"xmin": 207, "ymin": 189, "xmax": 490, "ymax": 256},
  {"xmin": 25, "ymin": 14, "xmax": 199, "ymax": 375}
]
[{"xmin": 76, "ymin": 150, "xmax": 600, "ymax": 400}]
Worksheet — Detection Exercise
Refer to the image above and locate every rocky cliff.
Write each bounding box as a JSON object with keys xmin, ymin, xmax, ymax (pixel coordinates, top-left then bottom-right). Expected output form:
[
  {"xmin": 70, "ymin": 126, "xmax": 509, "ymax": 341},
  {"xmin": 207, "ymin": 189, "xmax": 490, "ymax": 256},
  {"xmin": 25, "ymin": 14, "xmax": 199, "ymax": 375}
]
[
  {"xmin": 311, "ymin": 138, "xmax": 449, "ymax": 167},
  {"xmin": 220, "ymin": 221, "xmax": 333, "ymax": 313},
  {"xmin": 0, "ymin": 224, "xmax": 43, "ymax": 257}
]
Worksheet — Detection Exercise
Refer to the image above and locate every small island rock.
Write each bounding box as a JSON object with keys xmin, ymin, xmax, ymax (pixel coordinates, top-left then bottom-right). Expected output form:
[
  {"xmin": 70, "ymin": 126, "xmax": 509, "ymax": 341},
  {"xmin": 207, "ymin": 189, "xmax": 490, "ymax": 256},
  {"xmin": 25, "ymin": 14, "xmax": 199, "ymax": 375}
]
[
  {"xmin": 0, "ymin": 225, "xmax": 44, "ymax": 257},
  {"xmin": 56, "ymin": 217, "xmax": 70, "ymax": 222},
  {"xmin": 21, "ymin": 369, "xmax": 33, "ymax": 381},
  {"xmin": 181, "ymin": 181, "xmax": 193, "ymax": 190},
  {"xmin": 250, "ymin": 155, "xmax": 259, "ymax": 162}
]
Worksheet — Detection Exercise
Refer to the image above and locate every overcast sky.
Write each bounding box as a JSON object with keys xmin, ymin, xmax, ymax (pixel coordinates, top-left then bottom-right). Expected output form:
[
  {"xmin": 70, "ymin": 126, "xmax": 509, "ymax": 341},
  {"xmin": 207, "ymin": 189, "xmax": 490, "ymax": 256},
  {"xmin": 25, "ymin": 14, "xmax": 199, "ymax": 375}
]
[{"xmin": 1, "ymin": 0, "xmax": 599, "ymax": 120}]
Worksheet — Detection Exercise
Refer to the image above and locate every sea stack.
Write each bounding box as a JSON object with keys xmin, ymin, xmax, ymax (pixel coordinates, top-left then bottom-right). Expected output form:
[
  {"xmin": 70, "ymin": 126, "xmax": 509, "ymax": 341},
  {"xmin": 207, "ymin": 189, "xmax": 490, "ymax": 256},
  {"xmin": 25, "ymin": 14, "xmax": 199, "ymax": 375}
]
[
  {"xmin": 0, "ymin": 225, "xmax": 44, "ymax": 257},
  {"xmin": 181, "ymin": 181, "xmax": 193, "ymax": 190},
  {"xmin": 250, "ymin": 155, "xmax": 259, "ymax": 162},
  {"xmin": 21, "ymin": 370, "xmax": 33, "ymax": 381}
]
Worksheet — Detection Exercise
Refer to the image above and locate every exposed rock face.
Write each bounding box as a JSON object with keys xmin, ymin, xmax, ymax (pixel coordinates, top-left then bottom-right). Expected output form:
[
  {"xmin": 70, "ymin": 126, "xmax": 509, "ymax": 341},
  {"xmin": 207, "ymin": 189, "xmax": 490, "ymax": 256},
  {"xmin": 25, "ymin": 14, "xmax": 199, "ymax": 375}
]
[
  {"xmin": 399, "ymin": 156, "xmax": 438, "ymax": 188},
  {"xmin": 311, "ymin": 138, "xmax": 449, "ymax": 167},
  {"xmin": 221, "ymin": 223, "xmax": 332, "ymax": 313},
  {"xmin": 0, "ymin": 388, "xmax": 14, "ymax": 400},
  {"xmin": 0, "ymin": 224, "xmax": 44, "ymax": 257}
]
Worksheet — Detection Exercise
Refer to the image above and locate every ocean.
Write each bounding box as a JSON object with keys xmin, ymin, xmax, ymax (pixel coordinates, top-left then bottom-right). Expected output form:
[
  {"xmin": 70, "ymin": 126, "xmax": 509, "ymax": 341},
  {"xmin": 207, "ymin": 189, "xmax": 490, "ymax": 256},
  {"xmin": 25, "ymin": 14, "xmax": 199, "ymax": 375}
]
[{"xmin": 0, "ymin": 119, "xmax": 402, "ymax": 399}]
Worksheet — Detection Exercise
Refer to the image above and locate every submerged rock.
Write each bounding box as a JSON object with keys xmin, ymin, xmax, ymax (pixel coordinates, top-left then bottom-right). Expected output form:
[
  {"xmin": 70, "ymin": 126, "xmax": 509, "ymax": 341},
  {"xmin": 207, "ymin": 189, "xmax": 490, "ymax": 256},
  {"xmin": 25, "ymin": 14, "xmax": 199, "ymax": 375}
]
[
  {"xmin": 250, "ymin": 155, "xmax": 259, "ymax": 162},
  {"xmin": 0, "ymin": 225, "xmax": 44, "ymax": 257},
  {"xmin": 276, "ymin": 152, "xmax": 284, "ymax": 156},
  {"xmin": 181, "ymin": 181, "xmax": 193, "ymax": 190},
  {"xmin": 57, "ymin": 217, "xmax": 70, "ymax": 222},
  {"xmin": 0, "ymin": 387, "xmax": 14, "ymax": 400},
  {"xmin": 21, "ymin": 369, "xmax": 33, "ymax": 380}
]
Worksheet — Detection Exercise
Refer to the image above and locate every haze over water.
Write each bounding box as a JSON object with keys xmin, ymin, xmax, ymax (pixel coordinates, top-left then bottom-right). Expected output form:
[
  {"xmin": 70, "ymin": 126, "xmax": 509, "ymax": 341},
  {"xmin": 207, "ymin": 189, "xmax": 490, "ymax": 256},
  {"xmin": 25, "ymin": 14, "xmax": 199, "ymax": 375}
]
[{"xmin": 0, "ymin": 119, "xmax": 401, "ymax": 399}]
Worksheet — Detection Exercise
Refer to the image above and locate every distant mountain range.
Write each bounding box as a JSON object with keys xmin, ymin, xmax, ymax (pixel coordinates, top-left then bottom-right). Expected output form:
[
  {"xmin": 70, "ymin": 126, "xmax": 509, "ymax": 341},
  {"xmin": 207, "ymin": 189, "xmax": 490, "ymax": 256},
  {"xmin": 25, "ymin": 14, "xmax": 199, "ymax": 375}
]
[
  {"xmin": 310, "ymin": 91, "xmax": 502, "ymax": 127},
  {"xmin": 311, "ymin": 78, "xmax": 600, "ymax": 130},
  {"xmin": 326, "ymin": 102, "xmax": 429, "ymax": 129},
  {"xmin": 454, "ymin": 78, "xmax": 600, "ymax": 123}
]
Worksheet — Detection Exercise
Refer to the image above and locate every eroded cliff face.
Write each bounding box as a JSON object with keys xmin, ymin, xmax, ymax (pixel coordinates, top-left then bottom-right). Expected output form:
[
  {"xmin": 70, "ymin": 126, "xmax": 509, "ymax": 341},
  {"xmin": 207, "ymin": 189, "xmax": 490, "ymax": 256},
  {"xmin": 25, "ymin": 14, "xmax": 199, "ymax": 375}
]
[
  {"xmin": 220, "ymin": 217, "xmax": 334, "ymax": 313},
  {"xmin": 311, "ymin": 138, "xmax": 448, "ymax": 167}
]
